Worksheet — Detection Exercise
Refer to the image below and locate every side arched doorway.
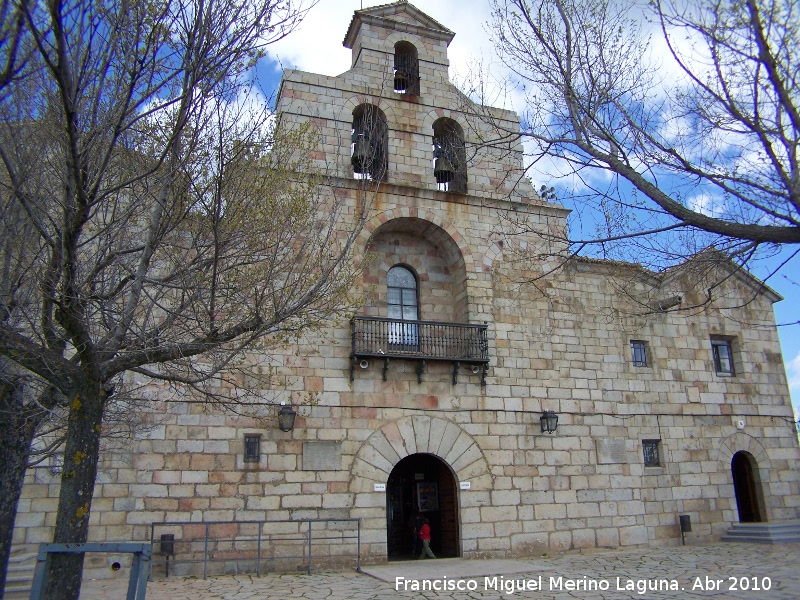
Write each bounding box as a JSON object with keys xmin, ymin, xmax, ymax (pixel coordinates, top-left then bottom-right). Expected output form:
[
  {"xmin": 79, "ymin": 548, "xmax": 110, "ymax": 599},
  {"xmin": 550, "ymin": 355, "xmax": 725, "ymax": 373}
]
[
  {"xmin": 731, "ymin": 451, "xmax": 766, "ymax": 522},
  {"xmin": 386, "ymin": 453, "xmax": 459, "ymax": 560}
]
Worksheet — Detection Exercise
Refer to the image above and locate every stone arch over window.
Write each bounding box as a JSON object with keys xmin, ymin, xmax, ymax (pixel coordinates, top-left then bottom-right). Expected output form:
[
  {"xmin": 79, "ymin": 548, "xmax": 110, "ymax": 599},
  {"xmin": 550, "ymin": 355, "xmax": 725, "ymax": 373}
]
[
  {"xmin": 432, "ymin": 117, "xmax": 467, "ymax": 193},
  {"xmin": 355, "ymin": 209, "xmax": 499, "ymax": 325},
  {"xmin": 362, "ymin": 217, "xmax": 469, "ymax": 323},
  {"xmin": 351, "ymin": 104, "xmax": 388, "ymax": 181},
  {"xmin": 356, "ymin": 209, "xmax": 475, "ymax": 275},
  {"xmin": 393, "ymin": 41, "xmax": 419, "ymax": 95}
]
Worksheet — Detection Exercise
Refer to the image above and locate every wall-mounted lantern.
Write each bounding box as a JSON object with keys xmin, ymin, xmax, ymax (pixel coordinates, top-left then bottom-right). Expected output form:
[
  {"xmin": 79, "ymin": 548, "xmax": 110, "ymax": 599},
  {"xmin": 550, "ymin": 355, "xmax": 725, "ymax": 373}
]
[
  {"xmin": 278, "ymin": 403, "xmax": 297, "ymax": 432},
  {"xmin": 540, "ymin": 410, "xmax": 559, "ymax": 434}
]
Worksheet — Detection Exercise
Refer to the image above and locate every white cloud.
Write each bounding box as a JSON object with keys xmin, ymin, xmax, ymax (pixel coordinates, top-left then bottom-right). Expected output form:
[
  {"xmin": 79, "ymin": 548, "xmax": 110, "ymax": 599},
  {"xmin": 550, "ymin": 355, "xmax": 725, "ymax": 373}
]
[
  {"xmin": 687, "ymin": 191, "xmax": 728, "ymax": 218},
  {"xmin": 788, "ymin": 350, "xmax": 800, "ymax": 403},
  {"xmin": 788, "ymin": 351, "xmax": 800, "ymax": 426},
  {"xmin": 644, "ymin": 21, "xmax": 707, "ymax": 98},
  {"xmin": 266, "ymin": 0, "xmax": 496, "ymax": 78}
]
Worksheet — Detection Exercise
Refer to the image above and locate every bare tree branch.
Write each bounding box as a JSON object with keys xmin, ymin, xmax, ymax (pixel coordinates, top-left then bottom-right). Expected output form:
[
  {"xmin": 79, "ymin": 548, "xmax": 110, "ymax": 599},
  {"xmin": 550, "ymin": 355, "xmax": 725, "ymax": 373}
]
[{"xmin": 476, "ymin": 0, "xmax": 799, "ymax": 269}]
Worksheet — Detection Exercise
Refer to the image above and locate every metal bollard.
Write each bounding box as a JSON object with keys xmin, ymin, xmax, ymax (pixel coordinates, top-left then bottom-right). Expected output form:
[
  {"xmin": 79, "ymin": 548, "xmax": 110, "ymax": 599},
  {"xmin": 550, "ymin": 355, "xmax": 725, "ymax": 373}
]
[
  {"xmin": 160, "ymin": 534, "xmax": 175, "ymax": 577},
  {"xmin": 679, "ymin": 515, "xmax": 691, "ymax": 545}
]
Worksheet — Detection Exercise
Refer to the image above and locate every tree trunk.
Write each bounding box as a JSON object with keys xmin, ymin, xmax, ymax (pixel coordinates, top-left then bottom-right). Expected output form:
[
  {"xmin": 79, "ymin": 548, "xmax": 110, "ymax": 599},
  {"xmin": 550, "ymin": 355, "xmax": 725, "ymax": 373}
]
[
  {"xmin": 0, "ymin": 381, "xmax": 42, "ymax": 600},
  {"xmin": 44, "ymin": 383, "xmax": 105, "ymax": 600}
]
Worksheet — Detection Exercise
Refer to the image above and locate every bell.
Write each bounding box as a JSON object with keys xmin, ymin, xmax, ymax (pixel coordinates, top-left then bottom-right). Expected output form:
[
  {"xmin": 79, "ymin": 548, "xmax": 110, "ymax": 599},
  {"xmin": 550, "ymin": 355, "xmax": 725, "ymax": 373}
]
[
  {"xmin": 434, "ymin": 154, "xmax": 455, "ymax": 183},
  {"xmin": 351, "ymin": 134, "xmax": 372, "ymax": 173},
  {"xmin": 394, "ymin": 69, "xmax": 409, "ymax": 93}
]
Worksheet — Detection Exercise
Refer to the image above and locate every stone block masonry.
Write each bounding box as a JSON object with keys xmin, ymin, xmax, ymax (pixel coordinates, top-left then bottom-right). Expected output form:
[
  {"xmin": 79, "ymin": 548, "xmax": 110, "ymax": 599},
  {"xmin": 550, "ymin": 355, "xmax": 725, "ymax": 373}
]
[{"xmin": 12, "ymin": 0, "xmax": 800, "ymax": 577}]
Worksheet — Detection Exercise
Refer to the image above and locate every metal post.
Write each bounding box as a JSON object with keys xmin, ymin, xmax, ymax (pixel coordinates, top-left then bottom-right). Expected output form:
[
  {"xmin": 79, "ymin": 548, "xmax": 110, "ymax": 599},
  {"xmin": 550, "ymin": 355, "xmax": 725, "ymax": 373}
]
[
  {"xmin": 136, "ymin": 547, "xmax": 152, "ymax": 600},
  {"xmin": 307, "ymin": 520, "xmax": 312, "ymax": 575},
  {"xmin": 203, "ymin": 523, "xmax": 209, "ymax": 579},
  {"xmin": 257, "ymin": 524, "xmax": 262, "ymax": 577},
  {"xmin": 679, "ymin": 515, "xmax": 692, "ymax": 545},
  {"xmin": 30, "ymin": 543, "xmax": 151, "ymax": 600},
  {"xmin": 148, "ymin": 523, "xmax": 154, "ymax": 582},
  {"xmin": 29, "ymin": 548, "xmax": 50, "ymax": 599},
  {"xmin": 127, "ymin": 553, "xmax": 141, "ymax": 600},
  {"xmin": 159, "ymin": 534, "xmax": 174, "ymax": 577},
  {"xmin": 356, "ymin": 518, "xmax": 362, "ymax": 573}
]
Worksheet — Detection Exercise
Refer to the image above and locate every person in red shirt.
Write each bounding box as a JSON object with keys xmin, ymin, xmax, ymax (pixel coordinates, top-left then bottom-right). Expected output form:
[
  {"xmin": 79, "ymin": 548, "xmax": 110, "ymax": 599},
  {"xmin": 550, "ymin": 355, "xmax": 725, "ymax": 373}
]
[{"xmin": 417, "ymin": 518, "xmax": 436, "ymax": 559}]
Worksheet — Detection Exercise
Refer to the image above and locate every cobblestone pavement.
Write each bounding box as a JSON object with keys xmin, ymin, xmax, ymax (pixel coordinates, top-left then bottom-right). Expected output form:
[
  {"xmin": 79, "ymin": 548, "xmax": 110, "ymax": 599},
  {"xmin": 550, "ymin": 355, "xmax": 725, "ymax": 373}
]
[{"xmin": 79, "ymin": 542, "xmax": 800, "ymax": 599}]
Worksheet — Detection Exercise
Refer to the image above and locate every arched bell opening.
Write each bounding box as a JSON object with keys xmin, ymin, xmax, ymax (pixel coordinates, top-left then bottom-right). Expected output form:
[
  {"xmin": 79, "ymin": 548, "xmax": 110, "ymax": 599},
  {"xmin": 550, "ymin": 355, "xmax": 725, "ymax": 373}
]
[
  {"xmin": 351, "ymin": 104, "xmax": 388, "ymax": 181},
  {"xmin": 731, "ymin": 450, "xmax": 766, "ymax": 523},
  {"xmin": 386, "ymin": 453, "xmax": 460, "ymax": 560},
  {"xmin": 393, "ymin": 41, "xmax": 420, "ymax": 95},
  {"xmin": 432, "ymin": 118, "xmax": 466, "ymax": 193}
]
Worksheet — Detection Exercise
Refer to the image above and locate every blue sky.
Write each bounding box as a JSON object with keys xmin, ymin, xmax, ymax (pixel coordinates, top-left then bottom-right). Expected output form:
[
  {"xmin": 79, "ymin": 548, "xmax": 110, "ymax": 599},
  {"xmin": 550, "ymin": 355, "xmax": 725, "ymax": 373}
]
[{"xmin": 258, "ymin": 0, "xmax": 800, "ymax": 416}]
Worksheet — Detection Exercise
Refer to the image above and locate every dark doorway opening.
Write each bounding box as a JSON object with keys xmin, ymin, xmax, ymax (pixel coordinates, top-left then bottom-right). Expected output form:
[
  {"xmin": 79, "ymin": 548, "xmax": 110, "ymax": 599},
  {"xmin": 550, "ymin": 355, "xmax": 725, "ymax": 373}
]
[
  {"xmin": 731, "ymin": 451, "xmax": 765, "ymax": 523},
  {"xmin": 386, "ymin": 453, "xmax": 459, "ymax": 560}
]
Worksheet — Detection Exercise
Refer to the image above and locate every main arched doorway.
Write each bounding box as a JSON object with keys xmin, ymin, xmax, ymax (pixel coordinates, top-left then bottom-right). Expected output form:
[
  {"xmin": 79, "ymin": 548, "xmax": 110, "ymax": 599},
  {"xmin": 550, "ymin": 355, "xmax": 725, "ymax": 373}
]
[
  {"xmin": 731, "ymin": 451, "xmax": 765, "ymax": 522},
  {"xmin": 386, "ymin": 453, "xmax": 459, "ymax": 560}
]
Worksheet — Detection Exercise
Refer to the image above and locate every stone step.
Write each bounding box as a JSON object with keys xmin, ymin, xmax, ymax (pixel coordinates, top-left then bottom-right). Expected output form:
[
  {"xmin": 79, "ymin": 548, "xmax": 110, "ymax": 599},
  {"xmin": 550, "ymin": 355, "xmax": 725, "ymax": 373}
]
[
  {"xmin": 5, "ymin": 571, "xmax": 34, "ymax": 582},
  {"xmin": 8, "ymin": 555, "xmax": 36, "ymax": 568},
  {"xmin": 6, "ymin": 545, "xmax": 36, "ymax": 599},
  {"xmin": 722, "ymin": 520, "xmax": 800, "ymax": 543},
  {"xmin": 724, "ymin": 521, "xmax": 800, "ymax": 533},
  {"xmin": 724, "ymin": 527, "xmax": 800, "ymax": 536}
]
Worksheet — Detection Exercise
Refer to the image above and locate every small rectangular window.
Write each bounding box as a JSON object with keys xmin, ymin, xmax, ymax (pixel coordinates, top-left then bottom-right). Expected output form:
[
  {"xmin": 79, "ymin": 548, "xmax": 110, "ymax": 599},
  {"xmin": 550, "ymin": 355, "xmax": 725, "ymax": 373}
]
[
  {"xmin": 711, "ymin": 338, "xmax": 735, "ymax": 375},
  {"xmin": 244, "ymin": 434, "xmax": 261, "ymax": 463},
  {"xmin": 643, "ymin": 440, "xmax": 661, "ymax": 467},
  {"xmin": 631, "ymin": 340, "xmax": 648, "ymax": 367}
]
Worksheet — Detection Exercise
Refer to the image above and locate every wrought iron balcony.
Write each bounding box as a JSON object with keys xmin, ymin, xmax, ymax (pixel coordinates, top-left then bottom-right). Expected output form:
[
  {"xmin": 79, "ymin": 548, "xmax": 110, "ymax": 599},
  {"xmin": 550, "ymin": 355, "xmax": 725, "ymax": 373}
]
[{"xmin": 351, "ymin": 316, "xmax": 489, "ymax": 385}]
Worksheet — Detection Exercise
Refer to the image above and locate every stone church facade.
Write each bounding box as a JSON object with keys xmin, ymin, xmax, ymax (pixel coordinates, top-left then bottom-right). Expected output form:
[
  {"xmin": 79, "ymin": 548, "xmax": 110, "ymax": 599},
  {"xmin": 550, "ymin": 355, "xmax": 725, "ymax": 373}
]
[{"xmin": 13, "ymin": 0, "xmax": 800, "ymax": 577}]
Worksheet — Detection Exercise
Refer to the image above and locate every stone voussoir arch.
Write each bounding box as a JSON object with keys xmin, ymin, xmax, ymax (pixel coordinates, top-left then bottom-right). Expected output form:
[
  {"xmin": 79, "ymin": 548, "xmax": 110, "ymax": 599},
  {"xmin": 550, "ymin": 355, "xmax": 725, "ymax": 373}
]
[
  {"xmin": 481, "ymin": 242, "xmax": 504, "ymax": 275},
  {"xmin": 356, "ymin": 209, "xmax": 475, "ymax": 274},
  {"xmin": 421, "ymin": 108, "xmax": 472, "ymax": 143},
  {"xmin": 340, "ymin": 96, "xmax": 399, "ymax": 132},
  {"xmin": 383, "ymin": 31, "xmax": 433, "ymax": 63},
  {"xmin": 717, "ymin": 432, "xmax": 771, "ymax": 472},
  {"xmin": 349, "ymin": 415, "xmax": 491, "ymax": 495}
]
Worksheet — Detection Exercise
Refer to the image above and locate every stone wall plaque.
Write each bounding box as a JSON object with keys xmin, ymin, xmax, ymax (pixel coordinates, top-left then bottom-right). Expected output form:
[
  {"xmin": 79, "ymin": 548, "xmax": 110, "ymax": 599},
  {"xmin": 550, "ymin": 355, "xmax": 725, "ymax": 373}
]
[
  {"xmin": 302, "ymin": 441, "xmax": 342, "ymax": 471},
  {"xmin": 596, "ymin": 439, "xmax": 627, "ymax": 464},
  {"xmin": 686, "ymin": 386, "xmax": 701, "ymax": 403}
]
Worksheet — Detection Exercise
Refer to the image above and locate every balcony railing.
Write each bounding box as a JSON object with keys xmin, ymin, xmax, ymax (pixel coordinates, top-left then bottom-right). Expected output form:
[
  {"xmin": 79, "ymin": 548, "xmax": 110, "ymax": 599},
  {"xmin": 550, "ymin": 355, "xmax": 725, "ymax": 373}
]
[{"xmin": 351, "ymin": 316, "xmax": 488, "ymax": 385}]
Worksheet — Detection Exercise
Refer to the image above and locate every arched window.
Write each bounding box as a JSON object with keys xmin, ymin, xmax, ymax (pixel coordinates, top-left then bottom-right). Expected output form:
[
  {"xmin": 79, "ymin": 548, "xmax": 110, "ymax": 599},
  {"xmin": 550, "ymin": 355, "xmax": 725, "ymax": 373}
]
[
  {"xmin": 351, "ymin": 104, "xmax": 388, "ymax": 181},
  {"xmin": 393, "ymin": 41, "xmax": 419, "ymax": 96},
  {"xmin": 387, "ymin": 265, "xmax": 418, "ymax": 347},
  {"xmin": 432, "ymin": 118, "xmax": 466, "ymax": 193}
]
